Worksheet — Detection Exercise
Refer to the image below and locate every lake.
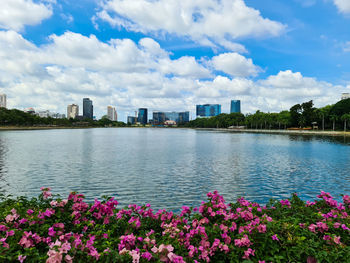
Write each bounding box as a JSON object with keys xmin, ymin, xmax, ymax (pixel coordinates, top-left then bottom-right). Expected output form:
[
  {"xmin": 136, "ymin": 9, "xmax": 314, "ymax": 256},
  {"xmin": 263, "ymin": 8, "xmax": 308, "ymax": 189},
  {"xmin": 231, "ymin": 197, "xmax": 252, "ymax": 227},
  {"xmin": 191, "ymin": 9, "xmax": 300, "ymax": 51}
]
[{"xmin": 0, "ymin": 128, "xmax": 350, "ymax": 211}]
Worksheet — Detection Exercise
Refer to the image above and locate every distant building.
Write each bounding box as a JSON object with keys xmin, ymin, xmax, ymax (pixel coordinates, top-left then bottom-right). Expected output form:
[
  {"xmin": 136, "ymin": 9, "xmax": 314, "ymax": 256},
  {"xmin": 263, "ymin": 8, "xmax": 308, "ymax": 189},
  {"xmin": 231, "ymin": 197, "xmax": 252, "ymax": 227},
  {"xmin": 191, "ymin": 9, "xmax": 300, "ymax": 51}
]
[
  {"xmin": 341, "ymin": 93, "xmax": 350, "ymax": 100},
  {"xmin": 37, "ymin": 110, "xmax": 65, "ymax": 119},
  {"xmin": 37, "ymin": 110, "xmax": 50, "ymax": 118},
  {"xmin": 138, "ymin": 108, "xmax": 148, "ymax": 125},
  {"xmin": 107, "ymin": 106, "xmax": 118, "ymax": 121},
  {"xmin": 230, "ymin": 100, "xmax": 241, "ymax": 113},
  {"xmin": 164, "ymin": 120, "xmax": 177, "ymax": 126},
  {"xmin": 24, "ymin": 108, "xmax": 35, "ymax": 114},
  {"xmin": 67, "ymin": 104, "xmax": 79, "ymax": 119},
  {"xmin": 127, "ymin": 116, "xmax": 137, "ymax": 125},
  {"xmin": 83, "ymin": 98, "xmax": 93, "ymax": 119},
  {"xmin": 196, "ymin": 104, "xmax": 221, "ymax": 117},
  {"xmin": 0, "ymin": 94, "xmax": 6, "ymax": 108},
  {"xmin": 153, "ymin": 111, "xmax": 190, "ymax": 125}
]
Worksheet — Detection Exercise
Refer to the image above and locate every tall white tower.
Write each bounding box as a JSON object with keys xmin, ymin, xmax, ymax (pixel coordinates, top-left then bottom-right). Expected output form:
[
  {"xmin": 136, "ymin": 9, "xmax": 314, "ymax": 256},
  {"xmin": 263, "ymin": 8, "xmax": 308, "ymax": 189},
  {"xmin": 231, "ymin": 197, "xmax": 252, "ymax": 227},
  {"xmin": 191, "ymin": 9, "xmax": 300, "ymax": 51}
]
[
  {"xmin": 0, "ymin": 94, "xmax": 6, "ymax": 108},
  {"xmin": 67, "ymin": 104, "xmax": 79, "ymax": 119},
  {"xmin": 107, "ymin": 106, "xmax": 118, "ymax": 121}
]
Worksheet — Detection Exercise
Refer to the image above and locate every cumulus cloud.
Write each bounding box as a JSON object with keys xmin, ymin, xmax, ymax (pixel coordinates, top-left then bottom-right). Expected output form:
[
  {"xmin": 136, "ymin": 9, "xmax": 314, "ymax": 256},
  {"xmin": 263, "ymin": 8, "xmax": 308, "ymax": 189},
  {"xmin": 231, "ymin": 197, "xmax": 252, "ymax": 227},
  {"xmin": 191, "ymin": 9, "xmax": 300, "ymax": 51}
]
[
  {"xmin": 257, "ymin": 70, "xmax": 343, "ymax": 111},
  {"xmin": 95, "ymin": 0, "xmax": 285, "ymax": 51},
  {"xmin": 0, "ymin": 0, "xmax": 52, "ymax": 31},
  {"xmin": 211, "ymin": 52, "xmax": 262, "ymax": 78},
  {"xmin": 333, "ymin": 0, "xmax": 350, "ymax": 14},
  {"xmin": 0, "ymin": 30, "xmax": 345, "ymax": 120}
]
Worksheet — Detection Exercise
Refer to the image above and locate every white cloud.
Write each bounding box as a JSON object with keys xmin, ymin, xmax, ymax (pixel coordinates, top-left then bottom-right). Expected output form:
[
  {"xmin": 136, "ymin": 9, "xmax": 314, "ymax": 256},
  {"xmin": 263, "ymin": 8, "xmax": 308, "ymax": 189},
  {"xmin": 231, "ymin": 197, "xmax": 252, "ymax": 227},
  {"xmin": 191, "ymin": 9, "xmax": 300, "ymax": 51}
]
[
  {"xmin": 0, "ymin": 0, "xmax": 52, "ymax": 31},
  {"xmin": 95, "ymin": 0, "xmax": 286, "ymax": 51},
  {"xmin": 0, "ymin": 31, "xmax": 345, "ymax": 120},
  {"xmin": 343, "ymin": 41, "xmax": 350, "ymax": 52},
  {"xmin": 257, "ymin": 70, "xmax": 343, "ymax": 111},
  {"xmin": 211, "ymin": 52, "xmax": 262, "ymax": 77},
  {"xmin": 333, "ymin": 0, "xmax": 350, "ymax": 14}
]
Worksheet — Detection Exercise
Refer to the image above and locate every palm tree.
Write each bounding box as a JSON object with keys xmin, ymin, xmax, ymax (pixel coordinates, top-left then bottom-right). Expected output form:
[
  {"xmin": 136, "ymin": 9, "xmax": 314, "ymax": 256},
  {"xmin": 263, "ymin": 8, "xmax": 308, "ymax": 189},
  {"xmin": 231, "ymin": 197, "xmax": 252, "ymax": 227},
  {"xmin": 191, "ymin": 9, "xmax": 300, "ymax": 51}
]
[
  {"xmin": 330, "ymin": 115, "xmax": 338, "ymax": 131},
  {"xmin": 341, "ymin": 113, "xmax": 350, "ymax": 132}
]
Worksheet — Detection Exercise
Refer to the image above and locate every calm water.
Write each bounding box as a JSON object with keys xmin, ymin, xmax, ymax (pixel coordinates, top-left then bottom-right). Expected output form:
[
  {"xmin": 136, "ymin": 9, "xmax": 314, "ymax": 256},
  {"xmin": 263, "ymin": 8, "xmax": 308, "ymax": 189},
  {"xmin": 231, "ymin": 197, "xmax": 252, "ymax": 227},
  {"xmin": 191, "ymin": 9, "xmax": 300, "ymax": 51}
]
[{"xmin": 0, "ymin": 128, "xmax": 350, "ymax": 211}]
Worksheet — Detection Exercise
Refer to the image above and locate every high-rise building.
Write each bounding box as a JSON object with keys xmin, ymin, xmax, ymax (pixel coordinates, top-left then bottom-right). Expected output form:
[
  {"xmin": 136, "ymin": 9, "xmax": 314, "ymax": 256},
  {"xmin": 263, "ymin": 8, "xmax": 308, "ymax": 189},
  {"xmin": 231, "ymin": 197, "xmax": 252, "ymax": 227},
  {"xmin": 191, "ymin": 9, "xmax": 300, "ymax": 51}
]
[
  {"xmin": 0, "ymin": 94, "xmax": 6, "ymax": 108},
  {"xmin": 230, "ymin": 100, "xmax": 241, "ymax": 113},
  {"xmin": 153, "ymin": 111, "xmax": 166, "ymax": 125},
  {"xmin": 196, "ymin": 104, "xmax": 221, "ymax": 117},
  {"xmin": 127, "ymin": 116, "xmax": 137, "ymax": 125},
  {"xmin": 153, "ymin": 111, "xmax": 190, "ymax": 125},
  {"xmin": 67, "ymin": 104, "xmax": 79, "ymax": 119},
  {"xmin": 341, "ymin": 93, "xmax": 350, "ymax": 100},
  {"xmin": 83, "ymin": 98, "xmax": 93, "ymax": 119},
  {"xmin": 107, "ymin": 106, "xmax": 118, "ymax": 121},
  {"xmin": 138, "ymin": 108, "xmax": 148, "ymax": 125}
]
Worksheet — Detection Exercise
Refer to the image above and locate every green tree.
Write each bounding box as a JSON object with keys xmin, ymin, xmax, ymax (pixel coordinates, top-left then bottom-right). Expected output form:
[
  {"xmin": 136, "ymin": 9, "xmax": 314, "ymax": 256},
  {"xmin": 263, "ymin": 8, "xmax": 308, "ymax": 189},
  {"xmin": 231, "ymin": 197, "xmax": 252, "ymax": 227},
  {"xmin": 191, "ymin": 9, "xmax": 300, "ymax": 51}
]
[
  {"xmin": 277, "ymin": 111, "xmax": 291, "ymax": 129},
  {"xmin": 330, "ymin": 115, "xmax": 338, "ymax": 131},
  {"xmin": 290, "ymin": 104, "xmax": 302, "ymax": 127},
  {"xmin": 341, "ymin": 113, "xmax": 350, "ymax": 132},
  {"xmin": 330, "ymin": 98, "xmax": 350, "ymax": 117}
]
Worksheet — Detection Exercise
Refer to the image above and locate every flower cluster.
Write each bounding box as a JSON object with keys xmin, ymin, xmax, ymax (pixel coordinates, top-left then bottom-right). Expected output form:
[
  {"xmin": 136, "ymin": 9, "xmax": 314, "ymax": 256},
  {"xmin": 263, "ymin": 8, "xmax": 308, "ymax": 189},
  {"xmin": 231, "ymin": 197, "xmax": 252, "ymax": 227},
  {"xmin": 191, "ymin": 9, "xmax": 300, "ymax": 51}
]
[{"xmin": 0, "ymin": 188, "xmax": 349, "ymax": 262}]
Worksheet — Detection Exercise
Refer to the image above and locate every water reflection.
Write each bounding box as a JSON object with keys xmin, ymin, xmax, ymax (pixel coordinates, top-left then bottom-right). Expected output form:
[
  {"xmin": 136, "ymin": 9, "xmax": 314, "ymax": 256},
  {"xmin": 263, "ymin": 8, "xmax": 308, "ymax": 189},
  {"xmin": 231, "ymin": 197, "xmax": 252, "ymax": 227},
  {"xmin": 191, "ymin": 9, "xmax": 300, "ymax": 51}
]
[{"xmin": 0, "ymin": 129, "xmax": 349, "ymax": 211}]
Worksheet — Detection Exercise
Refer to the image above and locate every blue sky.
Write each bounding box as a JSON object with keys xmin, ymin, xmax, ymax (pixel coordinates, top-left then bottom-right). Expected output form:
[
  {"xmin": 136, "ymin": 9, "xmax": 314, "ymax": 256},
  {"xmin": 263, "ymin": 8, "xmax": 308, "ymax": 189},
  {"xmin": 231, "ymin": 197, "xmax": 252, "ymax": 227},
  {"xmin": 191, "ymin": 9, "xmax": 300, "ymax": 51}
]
[{"xmin": 0, "ymin": 0, "xmax": 350, "ymax": 121}]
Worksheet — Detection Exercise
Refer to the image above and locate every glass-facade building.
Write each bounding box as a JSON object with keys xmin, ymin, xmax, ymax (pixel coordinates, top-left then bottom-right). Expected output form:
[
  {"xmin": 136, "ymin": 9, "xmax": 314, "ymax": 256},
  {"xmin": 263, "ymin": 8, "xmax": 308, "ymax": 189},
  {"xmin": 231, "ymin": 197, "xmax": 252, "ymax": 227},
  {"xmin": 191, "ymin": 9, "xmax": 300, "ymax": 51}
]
[
  {"xmin": 138, "ymin": 108, "xmax": 148, "ymax": 125},
  {"xmin": 196, "ymin": 104, "xmax": 221, "ymax": 117},
  {"xmin": 153, "ymin": 111, "xmax": 190, "ymax": 125},
  {"xmin": 127, "ymin": 116, "xmax": 137, "ymax": 125},
  {"xmin": 83, "ymin": 98, "xmax": 93, "ymax": 119},
  {"xmin": 230, "ymin": 100, "xmax": 241, "ymax": 113}
]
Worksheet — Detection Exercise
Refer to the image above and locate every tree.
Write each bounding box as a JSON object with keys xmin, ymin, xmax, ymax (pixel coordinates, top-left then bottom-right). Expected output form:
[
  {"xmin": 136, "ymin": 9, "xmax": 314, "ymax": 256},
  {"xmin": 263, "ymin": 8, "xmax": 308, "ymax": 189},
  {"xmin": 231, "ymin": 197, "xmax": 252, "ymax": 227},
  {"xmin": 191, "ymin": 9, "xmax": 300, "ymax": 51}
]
[
  {"xmin": 277, "ymin": 111, "xmax": 291, "ymax": 129},
  {"xmin": 290, "ymin": 104, "xmax": 302, "ymax": 127},
  {"xmin": 330, "ymin": 98, "xmax": 350, "ymax": 117},
  {"xmin": 341, "ymin": 113, "xmax": 350, "ymax": 132},
  {"xmin": 316, "ymin": 105, "xmax": 332, "ymax": 131},
  {"xmin": 330, "ymin": 115, "xmax": 338, "ymax": 131}
]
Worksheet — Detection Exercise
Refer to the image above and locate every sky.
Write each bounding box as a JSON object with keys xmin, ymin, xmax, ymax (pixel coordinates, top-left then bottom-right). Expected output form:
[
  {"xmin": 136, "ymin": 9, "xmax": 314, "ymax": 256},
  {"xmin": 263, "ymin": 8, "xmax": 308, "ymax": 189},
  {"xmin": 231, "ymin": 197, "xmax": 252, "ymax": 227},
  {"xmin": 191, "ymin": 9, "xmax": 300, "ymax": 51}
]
[{"xmin": 0, "ymin": 0, "xmax": 350, "ymax": 121}]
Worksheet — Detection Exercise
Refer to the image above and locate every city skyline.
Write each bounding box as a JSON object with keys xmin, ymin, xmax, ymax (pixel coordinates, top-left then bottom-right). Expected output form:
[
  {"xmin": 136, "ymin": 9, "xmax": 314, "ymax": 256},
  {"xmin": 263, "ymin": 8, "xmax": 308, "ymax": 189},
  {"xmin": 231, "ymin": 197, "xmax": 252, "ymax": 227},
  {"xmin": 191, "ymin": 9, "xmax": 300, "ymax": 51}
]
[{"xmin": 0, "ymin": 1, "xmax": 350, "ymax": 121}]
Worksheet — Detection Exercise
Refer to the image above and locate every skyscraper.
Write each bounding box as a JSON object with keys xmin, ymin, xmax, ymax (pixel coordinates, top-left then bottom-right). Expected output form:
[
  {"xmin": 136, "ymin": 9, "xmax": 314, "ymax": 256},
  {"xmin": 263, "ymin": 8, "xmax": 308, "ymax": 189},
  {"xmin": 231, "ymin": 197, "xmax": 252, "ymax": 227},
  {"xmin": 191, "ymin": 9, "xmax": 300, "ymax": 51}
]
[
  {"xmin": 230, "ymin": 100, "xmax": 241, "ymax": 113},
  {"xmin": 107, "ymin": 106, "xmax": 118, "ymax": 121},
  {"xmin": 153, "ymin": 111, "xmax": 190, "ymax": 125},
  {"xmin": 83, "ymin": 98, "xmax": 93, "ymax": 119},
  {"xmin": 0, "ymin": 94, "xmax": 6, "ymax": 108},
  {"xmin": 196, "ymin": 104, "xmax": 221, "ymax": 117},
  {"xmin": 67, "ymin": 104, "xmax": 79, "ymax": 119},
  {"xmin": 138, "ymin": 108, "xmax": 148, "ymax": 125}
]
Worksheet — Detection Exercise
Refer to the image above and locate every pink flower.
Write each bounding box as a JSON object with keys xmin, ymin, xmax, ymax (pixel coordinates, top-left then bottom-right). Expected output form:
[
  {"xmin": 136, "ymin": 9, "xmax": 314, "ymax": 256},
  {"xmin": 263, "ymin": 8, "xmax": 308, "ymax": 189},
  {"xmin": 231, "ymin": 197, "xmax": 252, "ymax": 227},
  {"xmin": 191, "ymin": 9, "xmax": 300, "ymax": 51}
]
[
  {"xmin": 272, "ymin": 234, "xmax": 279, "ymax": 241},
  {"xmin": 257, "ymin": 224, "xmax": 266, "ymax": 233},
  {"xmin": 46, "ymin": 249, "xmax": 62, "ymax": 263},
  {"xmin": 280, "ymin": 199, "xmax": 291, "ymax": 207},
  {"xmin": 242, "ymin": 248, "xmax": 255, "ymax": 259},
  {"xmin": 333, "ymin": 236, "xmax": 341, "ymax": 245},
  {"xmin": 27, "ymin": 209, "xmax": 34, "ymax": 215},
  {"xmin": 308, "ymin": 224, "xmax": 317, "ymax": 233},
  {"xmin": 130, "ymin": 250, "xmax": 140, "ymax": 263},
  {"xmin": 18, "ymin": 255, "xmax": 26, "ymax": 263},
  {"xmin": 141, "ymin": 252, "xmax": 152, "ymax": 261},
  {"xmin": 18, "ymin": 232, "xmax": 34, "ymax": 248},
  {"xmin": 64, "ymin": 255, "xmax": 73, "ymax": 263},
  {"xmin": 48, "ymin": 227, "xmax": 56, "ymax": 237}
]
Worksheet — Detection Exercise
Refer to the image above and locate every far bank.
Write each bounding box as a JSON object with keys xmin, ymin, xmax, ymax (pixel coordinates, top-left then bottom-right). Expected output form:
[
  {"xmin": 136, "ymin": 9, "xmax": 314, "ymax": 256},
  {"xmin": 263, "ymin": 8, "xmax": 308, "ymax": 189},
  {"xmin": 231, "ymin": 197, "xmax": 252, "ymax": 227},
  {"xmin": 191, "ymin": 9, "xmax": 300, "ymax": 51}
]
[{"xmin": 196, "ymin": 128, "xmax": 350, "ymax": 137}]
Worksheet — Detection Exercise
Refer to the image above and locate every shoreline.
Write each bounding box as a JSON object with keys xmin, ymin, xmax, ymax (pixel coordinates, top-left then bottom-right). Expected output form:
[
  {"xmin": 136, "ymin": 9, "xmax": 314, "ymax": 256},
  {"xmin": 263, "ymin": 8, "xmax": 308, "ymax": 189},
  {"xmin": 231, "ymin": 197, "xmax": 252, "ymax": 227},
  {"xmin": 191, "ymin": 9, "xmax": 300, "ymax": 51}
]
[
  {"xmin": 1, "ymin": 125, "xmax": 350, "ymax": 137},
  {"xmin": 0, "ymin": 126, "xmax": 95, "ymax": 131},
  {"xmin": 198, "ymin": 128, "xmax": 350, "ymax": 137}
]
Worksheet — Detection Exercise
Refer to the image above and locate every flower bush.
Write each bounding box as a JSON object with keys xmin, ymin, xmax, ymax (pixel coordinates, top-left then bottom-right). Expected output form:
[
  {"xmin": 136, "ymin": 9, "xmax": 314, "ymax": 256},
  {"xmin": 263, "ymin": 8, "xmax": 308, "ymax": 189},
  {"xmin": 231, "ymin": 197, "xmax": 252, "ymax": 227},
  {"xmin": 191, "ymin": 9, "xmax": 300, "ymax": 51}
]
[{"xmin": 0, "ymin": 188, "xmax": 349, "ymax": 262}]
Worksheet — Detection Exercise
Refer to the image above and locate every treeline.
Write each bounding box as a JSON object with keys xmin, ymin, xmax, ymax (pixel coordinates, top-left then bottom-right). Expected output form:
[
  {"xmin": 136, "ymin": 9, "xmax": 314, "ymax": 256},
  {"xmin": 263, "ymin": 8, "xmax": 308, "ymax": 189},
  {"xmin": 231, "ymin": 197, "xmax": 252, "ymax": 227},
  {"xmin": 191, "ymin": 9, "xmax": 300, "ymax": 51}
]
[
  {"xmin": 0, "ymin": 108, "xmax": 126, "ymax": 127},
  {"xmin": 183, "ymin": 99, "xmax": 350, "ymax": 131}
]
